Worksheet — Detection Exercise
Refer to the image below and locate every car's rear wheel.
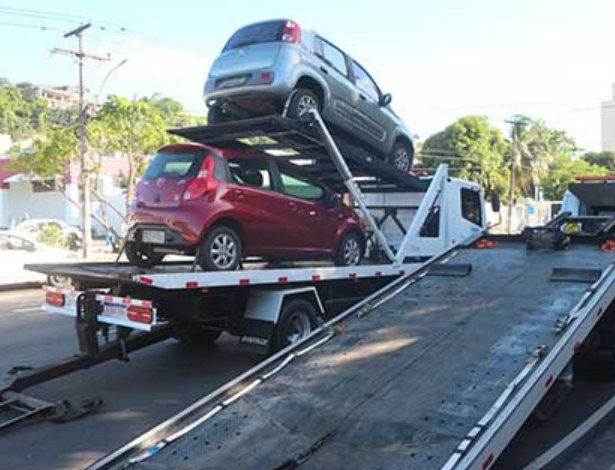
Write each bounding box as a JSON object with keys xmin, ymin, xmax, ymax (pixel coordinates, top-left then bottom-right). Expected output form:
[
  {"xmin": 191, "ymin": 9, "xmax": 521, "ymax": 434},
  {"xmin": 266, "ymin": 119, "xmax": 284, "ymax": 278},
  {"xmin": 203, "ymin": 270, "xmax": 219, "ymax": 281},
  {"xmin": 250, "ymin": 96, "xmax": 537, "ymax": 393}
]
[
  {"xmin": 286, "ymin": 88, "xmax": 321, "ymax": 119},
  {"xmin": 125, "ymin": 241, "xmax": 165, "ymax": 269},
  {"xmin": 388, "ymin": 140, "xmax": 414, "ymax": 173},
  {"xmin": 198, "ymin": 225, "xmax": 242, "ymax": 271},
  {"xmin": 334, "ymin": 232, "xmax": 364, "ymax": 266},
  {"xmin": 271, "ymin": 298, "xmax": 319, "ymax": 352}
]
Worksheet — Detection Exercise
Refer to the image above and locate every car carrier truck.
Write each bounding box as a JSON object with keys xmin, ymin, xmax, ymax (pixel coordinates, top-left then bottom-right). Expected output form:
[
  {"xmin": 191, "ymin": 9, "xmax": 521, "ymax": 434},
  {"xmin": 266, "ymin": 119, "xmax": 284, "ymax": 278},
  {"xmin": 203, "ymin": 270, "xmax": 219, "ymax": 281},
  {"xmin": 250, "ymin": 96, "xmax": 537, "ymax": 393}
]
[
  {"xmin": 4, "ymin": 112, "xmax": 615, "ymax": 470},
  {"xmin": 0, "ymin": 111, "xmax": 489, "ymax": 432}
]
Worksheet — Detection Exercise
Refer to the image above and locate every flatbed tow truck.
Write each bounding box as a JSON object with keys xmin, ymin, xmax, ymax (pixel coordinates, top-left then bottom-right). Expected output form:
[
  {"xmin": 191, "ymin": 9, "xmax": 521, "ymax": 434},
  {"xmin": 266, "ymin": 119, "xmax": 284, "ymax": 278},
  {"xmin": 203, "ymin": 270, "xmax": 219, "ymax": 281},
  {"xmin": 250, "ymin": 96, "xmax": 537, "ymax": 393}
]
[
  {"xmin": 3, "ymin": 112, "xmax": 615, "ymax": 470},
  {"xmin": 0, "ymin": 111, "xmax": 486, "ymax": 432}
]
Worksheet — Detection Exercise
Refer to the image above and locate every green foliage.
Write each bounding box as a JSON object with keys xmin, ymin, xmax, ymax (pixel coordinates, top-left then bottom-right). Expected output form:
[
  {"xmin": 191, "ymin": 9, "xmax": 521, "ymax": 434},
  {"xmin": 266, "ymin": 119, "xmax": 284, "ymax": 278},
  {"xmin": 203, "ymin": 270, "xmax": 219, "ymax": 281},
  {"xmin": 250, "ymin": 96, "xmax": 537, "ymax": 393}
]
[
  {"xmin": 581, "ymin": 151, "xmax": 615, "ymax": 172},
  {"xmin": 542, "ymin": 154, "xmax": 608, "ymax": 201},
  {"xmin": 421, "ymin": 116, "xmax": 510, "ymax": 196},
  {"xmin": 38, "ymin": 223, "xmax": 67, "ymax": 248}
]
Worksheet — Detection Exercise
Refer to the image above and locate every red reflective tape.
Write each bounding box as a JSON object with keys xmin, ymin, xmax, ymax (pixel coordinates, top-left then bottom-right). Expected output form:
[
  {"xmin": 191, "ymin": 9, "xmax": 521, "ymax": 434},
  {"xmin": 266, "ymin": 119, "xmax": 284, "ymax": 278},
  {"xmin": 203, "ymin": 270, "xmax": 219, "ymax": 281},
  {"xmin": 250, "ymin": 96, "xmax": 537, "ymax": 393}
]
[
  {"xmin": 375, "ymin": 271, "xmax": 383, "ymax": 277},
  {"xmin": 186, "ymin": 281, "xmax": 198, "ymax": 288},
  {"xmin": 545, "ymin": 375, "xmax": 554, "ymax": 388},
  {"xmin": 239, "ymin": 279, "xmax": 250, "ymax": 286},
  {"xmin": 278, "ymin": 276, "xmax": 288, "ymax": 283},
  {"xmin": 574, "ymin": 342, "xmax": 582, "ymax": 353},
  {"xmin": 140, "ymin": 276, "xmax": 153, "ymax": 285},
  {"xmin": 312, "ymin": 274, "xmax": 321, "ymax": 281},
  {"xmin": 482, "ymin": 454, "xmax": 494, "ymax": 470},
  {"xmin": 349, "ymin": 272, "xmax": 357, "ymax": 279},
  {"xmin": 399, "ymin": 270, "xmax": 406, "ymax": 276},
  {"xmin": 122, "ymin": 298, "xmax": 131, "ymax": 305}
]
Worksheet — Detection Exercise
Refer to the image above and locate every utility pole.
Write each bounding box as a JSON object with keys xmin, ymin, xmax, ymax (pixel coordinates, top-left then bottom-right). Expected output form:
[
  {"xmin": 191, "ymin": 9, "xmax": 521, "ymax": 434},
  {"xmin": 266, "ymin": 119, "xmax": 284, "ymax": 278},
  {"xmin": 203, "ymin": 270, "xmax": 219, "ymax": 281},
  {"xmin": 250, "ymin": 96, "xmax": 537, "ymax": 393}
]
[
  {"xmin": 506, "ymin": 119, "xmax": 521, "ymax": 234},
  {"xmin": 52, "ymin": 23, "xmax": 109, "ymax": 258}
]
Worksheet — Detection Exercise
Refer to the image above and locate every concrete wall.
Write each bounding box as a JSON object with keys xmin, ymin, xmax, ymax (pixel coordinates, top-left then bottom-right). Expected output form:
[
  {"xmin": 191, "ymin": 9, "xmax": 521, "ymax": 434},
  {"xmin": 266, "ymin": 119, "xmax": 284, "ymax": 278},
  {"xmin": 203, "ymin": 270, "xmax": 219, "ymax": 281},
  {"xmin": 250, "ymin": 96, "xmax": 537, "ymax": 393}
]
[
  {"xmin": 602, "ymin": 84, "xmax": 615, "ymax": 152},
  {"xmin": 4, "ymin": 181, "xmax": 67, "ymax": 226}
]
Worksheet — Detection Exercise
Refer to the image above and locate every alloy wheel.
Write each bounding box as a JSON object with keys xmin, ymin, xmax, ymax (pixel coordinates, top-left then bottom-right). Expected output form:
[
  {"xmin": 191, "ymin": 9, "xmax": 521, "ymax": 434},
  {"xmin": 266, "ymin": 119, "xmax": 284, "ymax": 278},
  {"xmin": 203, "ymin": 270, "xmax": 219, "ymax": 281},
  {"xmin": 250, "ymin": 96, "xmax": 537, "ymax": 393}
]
[
  {"xmin": 210, "ymin": 234, "xmax": 238, "ymax": 270},
  {"xmin": 296, "ymin": 94, "xmax": 318, "ymax": 117},
  {"xmin": 343, "ymin": 237, "xmax": 362, "ymax": 266}
]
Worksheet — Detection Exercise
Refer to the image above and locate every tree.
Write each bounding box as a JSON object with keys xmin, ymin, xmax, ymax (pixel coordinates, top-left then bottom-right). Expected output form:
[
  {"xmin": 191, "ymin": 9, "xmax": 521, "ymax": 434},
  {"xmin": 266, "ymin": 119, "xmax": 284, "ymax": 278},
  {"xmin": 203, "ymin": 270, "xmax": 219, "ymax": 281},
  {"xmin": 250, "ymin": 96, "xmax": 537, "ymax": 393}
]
[
  {"xmin": 421, "ymin": 116, "xmax": 510, "ymax": 196},
  {"xmin": 582, "ymin": 151, "xmax": 615, "ymax": 172},
  {"xmin": 542, "ymin": 154, "xmax": 608, "ymax": 200},
  {"xmin": 96, "ymin": 95, "xmax": 172, "ymax": 212},
  {"xmin": 511, "ymin": 116, "xmax": 578, "ymax": 198}
]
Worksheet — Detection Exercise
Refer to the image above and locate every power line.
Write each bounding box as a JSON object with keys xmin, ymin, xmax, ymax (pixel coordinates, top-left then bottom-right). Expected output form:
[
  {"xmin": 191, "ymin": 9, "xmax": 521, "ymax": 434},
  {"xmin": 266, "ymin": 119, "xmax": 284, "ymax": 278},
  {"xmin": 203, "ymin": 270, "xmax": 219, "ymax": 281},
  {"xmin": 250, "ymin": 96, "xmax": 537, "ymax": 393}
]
[{"xmin": 0, "ymin": 19, "xmax": 61, "ymax": 31}]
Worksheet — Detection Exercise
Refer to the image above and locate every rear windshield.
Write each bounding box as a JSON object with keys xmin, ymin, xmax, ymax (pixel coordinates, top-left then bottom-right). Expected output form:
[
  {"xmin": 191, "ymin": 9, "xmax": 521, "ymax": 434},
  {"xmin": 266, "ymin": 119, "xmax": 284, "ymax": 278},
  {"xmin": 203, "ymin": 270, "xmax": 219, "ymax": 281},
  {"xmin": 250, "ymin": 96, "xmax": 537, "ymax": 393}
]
[
  {"xmin": 223, "ymin": 20, "xmax": 285, "ymax": 51},
  {"xmin": 143, "ymin": 151, "xmax": 206, "ymax": 180}
]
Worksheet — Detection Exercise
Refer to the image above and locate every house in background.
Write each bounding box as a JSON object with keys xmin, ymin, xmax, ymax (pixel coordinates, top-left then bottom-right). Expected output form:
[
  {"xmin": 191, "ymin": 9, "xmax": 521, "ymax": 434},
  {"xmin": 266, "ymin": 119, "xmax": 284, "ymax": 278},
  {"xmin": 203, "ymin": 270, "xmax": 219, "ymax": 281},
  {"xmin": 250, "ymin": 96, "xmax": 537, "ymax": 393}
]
[{"xmin": 0, "ymin": 134, "xmax": 127, "ymax": 235}]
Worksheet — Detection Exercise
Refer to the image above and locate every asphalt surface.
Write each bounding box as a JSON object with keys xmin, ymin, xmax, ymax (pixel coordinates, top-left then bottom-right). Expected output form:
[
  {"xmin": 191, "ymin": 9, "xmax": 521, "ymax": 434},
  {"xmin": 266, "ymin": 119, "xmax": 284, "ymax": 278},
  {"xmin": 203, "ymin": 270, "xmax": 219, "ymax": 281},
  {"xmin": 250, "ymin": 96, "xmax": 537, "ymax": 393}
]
[{"xmin": 0, "ymin": 288, "xmax": 263, "ymax": 470}]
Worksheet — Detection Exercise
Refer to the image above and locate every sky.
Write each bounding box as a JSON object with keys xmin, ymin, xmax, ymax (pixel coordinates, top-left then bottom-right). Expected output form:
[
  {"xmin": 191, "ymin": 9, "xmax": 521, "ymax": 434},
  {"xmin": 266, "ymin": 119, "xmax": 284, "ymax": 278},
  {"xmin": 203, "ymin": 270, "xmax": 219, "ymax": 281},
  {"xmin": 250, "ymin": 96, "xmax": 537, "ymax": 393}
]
[{"xmin": 1, "ymin": 0, "xmax": 614, "ymax": 151}]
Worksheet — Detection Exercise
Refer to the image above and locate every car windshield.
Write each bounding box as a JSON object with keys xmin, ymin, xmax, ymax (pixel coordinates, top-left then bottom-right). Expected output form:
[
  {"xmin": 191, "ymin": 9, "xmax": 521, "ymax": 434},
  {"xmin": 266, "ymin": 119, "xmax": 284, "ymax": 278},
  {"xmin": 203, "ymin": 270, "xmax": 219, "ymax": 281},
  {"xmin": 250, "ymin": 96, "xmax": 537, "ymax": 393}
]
[
  {"xmin": 143, "ymin": 151, "xmax": 206, "ymax": 180},
  {"xmin": 223, "ymin": 20, "xmax": 285, "ymax": 51}
]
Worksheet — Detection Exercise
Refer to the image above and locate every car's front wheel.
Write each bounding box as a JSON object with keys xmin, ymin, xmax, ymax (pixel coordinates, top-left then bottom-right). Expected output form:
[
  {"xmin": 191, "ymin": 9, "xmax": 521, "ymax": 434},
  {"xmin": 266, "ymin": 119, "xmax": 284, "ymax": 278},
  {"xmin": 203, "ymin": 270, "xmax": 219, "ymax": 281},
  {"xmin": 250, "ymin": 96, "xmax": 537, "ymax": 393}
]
[
  {"xmin": 286, "ymin": 88, "xmax": 321, "ymax": 119},
  {"xmin": 198, "ymin": 225, "xmax": 242, "ymax": 271},
  {"xmin": 334, "ymin": 232, "xmax": 364, "ymax": 266},
  {"xmin": 125, "ymin": 242, "xmax": 165, "ymax": 269},
  {"xmin": 388, "ymin": 140, "xmax": 414, "ymax": 173}
]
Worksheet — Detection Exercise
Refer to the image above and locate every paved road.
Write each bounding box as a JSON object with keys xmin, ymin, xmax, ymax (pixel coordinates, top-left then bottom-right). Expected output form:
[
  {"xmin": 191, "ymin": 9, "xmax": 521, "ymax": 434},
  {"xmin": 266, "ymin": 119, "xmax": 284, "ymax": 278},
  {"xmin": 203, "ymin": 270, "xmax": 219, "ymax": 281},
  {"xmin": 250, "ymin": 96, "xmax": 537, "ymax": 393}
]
[{"xmin": 0, "ymin": 289, "xmax": 263, "ymax": 470}]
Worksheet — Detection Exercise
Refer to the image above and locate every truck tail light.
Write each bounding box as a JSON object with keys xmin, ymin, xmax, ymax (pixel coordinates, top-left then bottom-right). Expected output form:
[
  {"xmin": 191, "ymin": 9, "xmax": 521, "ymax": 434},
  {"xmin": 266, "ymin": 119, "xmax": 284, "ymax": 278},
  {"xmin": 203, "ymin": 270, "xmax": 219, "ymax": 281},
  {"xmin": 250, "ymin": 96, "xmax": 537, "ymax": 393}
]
[
  {"xmin": 127, "ymin": 305, "xmax": 153, "ymax": 324},
  {"xmin": 281, "ymin": 21, "xmax": 301, "ymax": 44},
  {"xmin": 183, "ymin": 156, "xmax": 218, "ymax": 201},
  {"xmin": 46, "ymin": 291, "xmax": 66, "ymax": 307}
]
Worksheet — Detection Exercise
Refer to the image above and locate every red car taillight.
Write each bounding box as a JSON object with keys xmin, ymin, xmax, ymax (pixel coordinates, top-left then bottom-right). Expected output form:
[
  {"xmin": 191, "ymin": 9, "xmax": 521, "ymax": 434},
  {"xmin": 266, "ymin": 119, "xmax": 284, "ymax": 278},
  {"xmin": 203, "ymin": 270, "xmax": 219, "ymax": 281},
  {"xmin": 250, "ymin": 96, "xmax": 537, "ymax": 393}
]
[
  {"xmin": 281, "ymin": 21, "xmax": 301, "ymax": 44},
  {"xmin": 46, "ymin": 291, "xmax": 65, "ymax": 307},
  {"xmin": 183, "ymin": 157, "xmax": 218, "ymax": 201}
]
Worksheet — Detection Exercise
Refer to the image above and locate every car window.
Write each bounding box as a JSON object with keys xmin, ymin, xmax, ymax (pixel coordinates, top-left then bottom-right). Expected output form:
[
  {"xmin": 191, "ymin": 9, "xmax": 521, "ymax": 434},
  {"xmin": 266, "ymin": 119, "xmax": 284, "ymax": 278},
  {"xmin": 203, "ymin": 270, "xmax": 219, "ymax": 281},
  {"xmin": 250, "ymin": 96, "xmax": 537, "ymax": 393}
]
[
  {"xmin": 279, "ymin": 167, "xmax": 325, "ymax": 201},
  {"xmin": 315, "ymin": 37, "xmax": 348, "ymax": 76},
  {"xmin": 351, "ymin": 61, "xmax": 380, "ymax": 102},
  {"xmin": 223, "ymin": 20, "xmax": 284, "ymax": 51},
  {"xmin": 461, "ymin": 188, "xmax": 483, "ymax": 226},
  {"xmin": 228, "ymin": 159, "xmax": 273, "ymax": 190},
  {"xmin": 143, "ymin": 151, "xmax": 206, "ymax": 181}
]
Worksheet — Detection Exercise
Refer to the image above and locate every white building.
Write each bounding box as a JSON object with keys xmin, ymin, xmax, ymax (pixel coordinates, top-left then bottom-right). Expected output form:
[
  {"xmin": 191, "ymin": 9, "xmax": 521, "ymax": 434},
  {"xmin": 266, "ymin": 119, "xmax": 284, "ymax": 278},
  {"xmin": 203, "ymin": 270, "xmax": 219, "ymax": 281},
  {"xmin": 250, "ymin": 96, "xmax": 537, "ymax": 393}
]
[{"xmin": 602, "ymin": 84, "xmax": 615, "ymax": 151}]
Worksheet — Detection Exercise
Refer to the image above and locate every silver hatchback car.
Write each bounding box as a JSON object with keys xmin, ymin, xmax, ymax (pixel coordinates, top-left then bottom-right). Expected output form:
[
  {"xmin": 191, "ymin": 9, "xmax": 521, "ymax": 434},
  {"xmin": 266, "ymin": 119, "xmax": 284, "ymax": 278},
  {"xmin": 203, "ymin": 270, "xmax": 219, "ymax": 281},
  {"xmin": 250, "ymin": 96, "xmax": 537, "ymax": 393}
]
[{"xmin": 204, "ymin": 19, "xmax": 415, "ymax": 172}]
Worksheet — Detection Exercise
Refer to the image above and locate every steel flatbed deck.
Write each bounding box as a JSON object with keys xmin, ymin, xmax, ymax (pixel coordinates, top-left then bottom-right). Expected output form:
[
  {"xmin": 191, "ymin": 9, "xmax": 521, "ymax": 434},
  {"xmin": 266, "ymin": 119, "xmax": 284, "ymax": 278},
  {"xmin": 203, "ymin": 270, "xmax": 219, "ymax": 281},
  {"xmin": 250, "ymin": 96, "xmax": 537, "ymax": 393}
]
[
  {"xmin": 26, "ymin": 260, "xmax": 414, "ymax": 290},
  {"xmin": 92, "ymin": 237, "xmax": 615, "ymax": 470}
]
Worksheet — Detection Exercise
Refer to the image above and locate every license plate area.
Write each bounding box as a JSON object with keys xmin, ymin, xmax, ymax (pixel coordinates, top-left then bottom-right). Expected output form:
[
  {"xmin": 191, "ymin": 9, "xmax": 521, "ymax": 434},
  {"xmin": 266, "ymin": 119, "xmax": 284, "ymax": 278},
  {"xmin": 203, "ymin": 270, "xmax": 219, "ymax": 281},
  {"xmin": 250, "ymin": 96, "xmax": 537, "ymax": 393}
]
[{"xmin": 141, "ymin": 229, "xmax": 165, "ymax": 244}]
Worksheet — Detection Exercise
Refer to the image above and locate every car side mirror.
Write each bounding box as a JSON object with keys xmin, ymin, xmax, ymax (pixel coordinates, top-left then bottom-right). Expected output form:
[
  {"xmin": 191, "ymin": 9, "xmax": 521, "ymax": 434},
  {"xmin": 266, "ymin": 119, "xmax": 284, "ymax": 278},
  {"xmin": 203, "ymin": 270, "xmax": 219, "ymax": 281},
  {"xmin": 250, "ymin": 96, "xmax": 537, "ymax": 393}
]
[
  {"xmin": 379, "ymin": 93, "xmax": 392, "ymax": 107},
  {"xmin": 490, "ymin": 192, "xmax": 501, "ymax": 213}
]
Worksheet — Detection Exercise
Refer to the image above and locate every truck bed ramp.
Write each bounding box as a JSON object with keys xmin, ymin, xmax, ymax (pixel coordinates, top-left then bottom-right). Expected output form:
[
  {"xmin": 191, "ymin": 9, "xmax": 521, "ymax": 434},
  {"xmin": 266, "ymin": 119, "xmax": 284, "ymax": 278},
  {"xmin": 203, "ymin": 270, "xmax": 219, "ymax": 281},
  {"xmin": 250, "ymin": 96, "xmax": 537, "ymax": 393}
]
[{"xmin": 98, "ymin": 240, "xmax": 615, "ymax": 470}]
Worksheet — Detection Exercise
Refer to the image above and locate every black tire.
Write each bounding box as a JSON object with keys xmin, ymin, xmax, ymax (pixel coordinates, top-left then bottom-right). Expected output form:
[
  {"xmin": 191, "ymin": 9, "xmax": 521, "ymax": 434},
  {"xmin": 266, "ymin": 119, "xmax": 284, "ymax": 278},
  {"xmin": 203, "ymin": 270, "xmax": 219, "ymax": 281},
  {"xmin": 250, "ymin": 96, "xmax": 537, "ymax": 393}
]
[
  {"xmin": 207, "ymin": 104, "xmax": 230, "ymax": 124},
  {"xmin": 125, "ymin": 241, "xmax": 165, "ymax": 269},
  {"xmin": 271, "ymin": 298, "xmax": 319, "ymax": 352},
  {"xmin": 198, "ymin": 225, "xmax": 242, "ymax": 271},
  {"xmin": 286, "ymin": 88, "xmax": 321, "ymax": 119},
  {"xmin": 388, "ymin": 140, "xmax": 414, "ymax": 173},
  {"xmin": 176, "ymin": 327, "xmax": 223, "ymax": 347},
  {"xmin": 334, "ymin": 232, "xmax": 364, "ymax": 266}
]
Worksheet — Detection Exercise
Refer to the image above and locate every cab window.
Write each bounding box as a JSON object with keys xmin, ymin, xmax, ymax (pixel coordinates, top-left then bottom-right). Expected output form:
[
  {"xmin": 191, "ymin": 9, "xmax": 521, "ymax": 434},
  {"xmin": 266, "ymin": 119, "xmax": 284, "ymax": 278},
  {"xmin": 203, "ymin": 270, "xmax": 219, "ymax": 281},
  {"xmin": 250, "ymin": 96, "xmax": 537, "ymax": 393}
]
[
  {"xmin": 315, "ymin": 37, "xmax": 348, "ymax": 77},
  {"xmin": 228, "ymin": 159, "xmax": 273, "ymax": 190},
  {"xmin": 461, "ymin": 188, "xmax": 483, "ymax": 226},
  {"xmin": 278, "ymin": 167, "xmax": 325, "ymax": 201},
  {"xmin": 351, "ymin": 61, "xmax": 380, "ymax": 102}
]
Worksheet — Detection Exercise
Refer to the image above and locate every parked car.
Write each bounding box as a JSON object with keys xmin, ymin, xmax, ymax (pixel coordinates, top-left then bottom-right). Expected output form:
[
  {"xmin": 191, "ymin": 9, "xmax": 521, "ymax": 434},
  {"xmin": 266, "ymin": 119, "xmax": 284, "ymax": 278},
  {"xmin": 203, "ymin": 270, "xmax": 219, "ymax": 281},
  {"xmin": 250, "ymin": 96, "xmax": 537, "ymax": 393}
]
[
  {"xmin": 8, "ymin": 218, "xmax": 82, "ymax": 251},
  {"xmin": 204, "ymin": 19, "xmax": 415, "ymax": 173},
  {"xmin": 125, "ymin": 143, "xmax": 366, "ymax": 271}
]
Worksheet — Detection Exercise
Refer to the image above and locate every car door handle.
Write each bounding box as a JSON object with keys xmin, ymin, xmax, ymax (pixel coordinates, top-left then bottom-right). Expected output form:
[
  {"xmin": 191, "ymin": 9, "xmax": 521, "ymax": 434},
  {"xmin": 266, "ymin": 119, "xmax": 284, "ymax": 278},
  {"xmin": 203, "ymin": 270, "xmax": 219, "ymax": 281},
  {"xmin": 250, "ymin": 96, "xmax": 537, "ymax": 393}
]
[
  {"xmin": 288, "ymin": 202, "xmax": 296, "ymax": 208},
  {"xmin": 233, "ymin": 189, "xmax": 245, "ymax": 199},
  {"xmin": 309, "ymin": 211, "xmax": 317, "ymax": 216},
  {"xmin": 320, "ymin": 66, "xmax": 329, "ymax": 75},
  {"xmin": 359, "ymin": 93, "xmax": 367, "ymax": 101}
]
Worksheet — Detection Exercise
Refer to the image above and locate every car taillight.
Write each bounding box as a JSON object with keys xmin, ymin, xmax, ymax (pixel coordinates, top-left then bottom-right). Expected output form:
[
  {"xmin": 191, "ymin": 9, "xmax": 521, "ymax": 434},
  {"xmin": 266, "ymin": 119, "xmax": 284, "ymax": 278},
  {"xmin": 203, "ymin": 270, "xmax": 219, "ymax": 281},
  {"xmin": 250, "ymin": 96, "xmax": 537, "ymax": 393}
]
[
  {"xmin": 46, "ymin": 291, "xmax": 65, "ymax": 307},
  {"xmin": 281, "ymin": 21, "xmax": 301, "ymax": 44},
  {"xmin": 183, "ymin": 157, "xmax": 218, "ymax": 201}
]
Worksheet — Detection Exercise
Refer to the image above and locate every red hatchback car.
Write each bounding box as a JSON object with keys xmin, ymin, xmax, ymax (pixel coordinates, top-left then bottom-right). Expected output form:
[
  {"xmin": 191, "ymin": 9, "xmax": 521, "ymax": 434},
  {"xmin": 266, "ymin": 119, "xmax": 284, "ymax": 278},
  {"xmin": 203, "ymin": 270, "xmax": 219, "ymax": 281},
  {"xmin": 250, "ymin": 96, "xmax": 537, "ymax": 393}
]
[{"xmin": 125, "ymin": 143, "xmax": 365, "ymax": 271}]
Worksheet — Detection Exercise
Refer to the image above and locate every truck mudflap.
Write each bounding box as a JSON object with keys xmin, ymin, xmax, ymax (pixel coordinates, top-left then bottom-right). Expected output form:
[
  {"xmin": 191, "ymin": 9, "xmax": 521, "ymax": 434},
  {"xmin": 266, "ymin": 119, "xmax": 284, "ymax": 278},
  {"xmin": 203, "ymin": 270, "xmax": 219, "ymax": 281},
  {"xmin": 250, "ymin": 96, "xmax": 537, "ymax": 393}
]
[{"xmin": 42, "ymin": 286, "xmax": 162, "ymax": 332}]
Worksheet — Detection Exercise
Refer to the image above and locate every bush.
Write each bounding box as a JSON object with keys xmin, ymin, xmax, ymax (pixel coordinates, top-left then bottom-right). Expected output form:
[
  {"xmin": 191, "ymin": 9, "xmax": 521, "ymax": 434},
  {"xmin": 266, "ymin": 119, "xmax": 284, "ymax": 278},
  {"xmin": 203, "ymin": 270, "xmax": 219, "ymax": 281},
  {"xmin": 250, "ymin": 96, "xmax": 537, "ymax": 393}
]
[{"xmin": 38, "ymin": 224, "xmax": 67, "ymax": 248}]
